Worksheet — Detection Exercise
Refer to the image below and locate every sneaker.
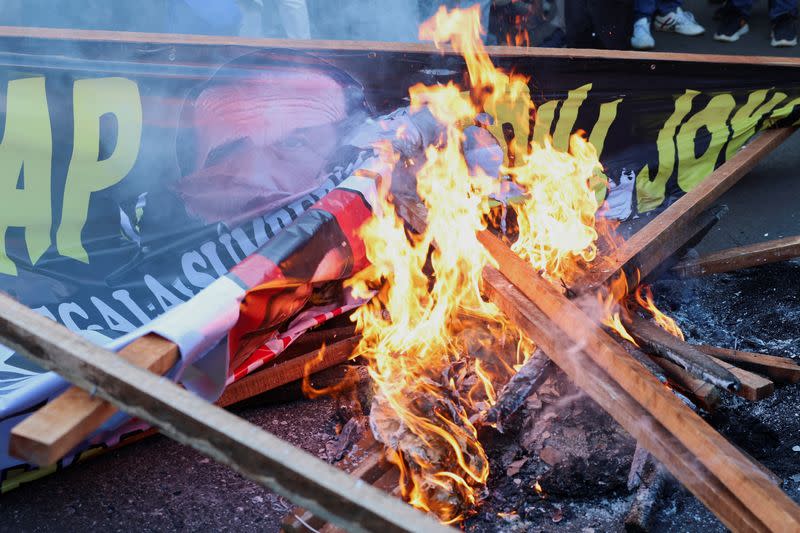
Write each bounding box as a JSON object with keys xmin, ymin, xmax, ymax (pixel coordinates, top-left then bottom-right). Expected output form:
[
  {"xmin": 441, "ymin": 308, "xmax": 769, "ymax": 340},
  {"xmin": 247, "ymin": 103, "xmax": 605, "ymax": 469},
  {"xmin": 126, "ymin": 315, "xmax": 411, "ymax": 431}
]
[
  {"xmin": 631, "ymin": 17, "xmax": 655, "ymax": 49},
  {"xmin": 654, "ymin": 7, "xmax": 705, "ymax": 35},
  {"xmin": 714, "ymin": 7, "xmax": 749, "ymax": 41},
  {"xmin": 771, "ymin": 14, "xmax": 798, "ymax": 47}
]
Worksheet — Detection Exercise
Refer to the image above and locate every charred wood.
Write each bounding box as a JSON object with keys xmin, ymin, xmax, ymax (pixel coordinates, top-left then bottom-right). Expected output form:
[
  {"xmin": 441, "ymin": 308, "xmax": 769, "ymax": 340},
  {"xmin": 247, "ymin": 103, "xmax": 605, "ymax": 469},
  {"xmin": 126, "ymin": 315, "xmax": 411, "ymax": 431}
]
[
  {"xmin": 482, "ymin": 349, "xmax": 554, "ymax": 432},
  {"xmin": 650, "ymin": 357, "xmax": 722, "ymax": 412},
  {"xmin": 624, "ymin": 456, "xmax": 669, "ymax": 533},
  {"xmin": 622, "ymin": 312, "xmax": 739, "ymax": 392},
  {"xmin": 694, "ymin": 345, "xmax": 800, "ymax": 384}
]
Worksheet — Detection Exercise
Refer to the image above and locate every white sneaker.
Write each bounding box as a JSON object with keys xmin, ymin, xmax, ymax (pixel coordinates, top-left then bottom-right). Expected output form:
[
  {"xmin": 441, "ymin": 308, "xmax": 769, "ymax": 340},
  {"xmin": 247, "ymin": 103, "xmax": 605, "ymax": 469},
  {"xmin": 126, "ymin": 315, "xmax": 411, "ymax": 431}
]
[
  {"xmin": 631, "ymin": 17, "xmax": 655, "ymax": 49},
  {"xmin": 655, "ymin": 7, "xmax": 705, "ymax": 36}
]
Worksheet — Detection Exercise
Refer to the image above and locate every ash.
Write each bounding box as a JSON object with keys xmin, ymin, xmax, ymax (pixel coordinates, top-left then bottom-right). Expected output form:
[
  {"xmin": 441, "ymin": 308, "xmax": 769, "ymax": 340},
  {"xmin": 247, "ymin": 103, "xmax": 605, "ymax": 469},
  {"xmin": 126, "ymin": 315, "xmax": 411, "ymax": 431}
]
[
  {"xmin": 652, "ymin": 260, "xmax": 800, "ymax": 357},
  {"xmin": 463, "ymin": 261, "xmax": 800, "ymax": 532}
]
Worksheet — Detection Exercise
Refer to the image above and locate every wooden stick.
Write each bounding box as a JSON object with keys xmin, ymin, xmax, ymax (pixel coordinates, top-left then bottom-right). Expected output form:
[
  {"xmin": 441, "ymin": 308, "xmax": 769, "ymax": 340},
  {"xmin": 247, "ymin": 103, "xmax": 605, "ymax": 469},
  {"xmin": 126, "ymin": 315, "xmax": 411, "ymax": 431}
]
[
  {"xmin": 482, "ymin": 269, "xmax": 769, "ymax": 531},
  {"xmin": 639, "ymin": 205, "xmax": 727, "ymax": 284},
  {"xmin": 9, "ymin": 333, "xmax": 179, "ymax": 466},
  {"xmin": 704, "ymin": 354, "xmax": 774, "ymax": 401},
  {"xmin": 614, "ymin": 335, "xmax": 669, "ymax": 385},
  {"xmin": 624, "ymin": 317, "xmax": 774, "ymax": 400},
  {"xmin": 4, "ymin": 25, "xmax": 800, "ymax": 67},
  {"xmin": 394, "ymin": 198, "xmax": 798, "ymax": 529},
  {"xmin": 283, "ymin": 435, "xmax": 392, "ymax": 533},
  {"xmin": 672, "ymin": 235, "xmax": 800, "ymax": 278},
  {"xmin": 217, "ymin": 335, "xmax": 360, "ymax": 408},
  {"xmin": 482, "ymin": 349, "xmax": 553, "ymax": 431},
  {"xmin": 622, "ymin": 313, "xmax": 740, "ymax": 392},
  {"xmin": 576, "ymin": 127, "xmax": 796, "ymax": 293},
  {"xmin": 694, "ymin": 345, "xmax": 800, "ymax": 384},
  {"xmin": 477, "ymin": 232, "xmax": 800, "ymax": 532},
  {"xmin": 650, "ymin": 357, "xmax": 721, "ymax": 411},
  {"xmin": 0, "ymin": 292, "xmax": 451, "ymax": 533},
  {"xmin": 282, "ymin": 324, "xmax": 357, "ymax": 355},
  {"xmin": 624, "ymin": 456, "xmax": 668, "ymax": 533}
]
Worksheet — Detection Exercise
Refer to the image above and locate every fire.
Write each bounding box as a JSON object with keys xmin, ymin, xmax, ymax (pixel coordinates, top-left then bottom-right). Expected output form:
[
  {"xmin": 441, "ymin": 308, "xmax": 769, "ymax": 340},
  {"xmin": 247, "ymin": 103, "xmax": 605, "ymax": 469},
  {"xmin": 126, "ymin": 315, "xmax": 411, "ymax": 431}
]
[
  {"xmin": 346, "ymin": 6, "xmax": 538, "ymax": 523},
  {"xmin": 598, "ymin": 271, "xmax": 638, "ymax": 345},
  {"xmin": 505, "ymin": 18, "xmax": 531, "ymax": 48},
  {"xmin": 343, "ymin": 5, "xmax": 679, "ymax": 524},
  {"xmin": 635, "ymin": 285, "xmax": 685, "ymax": 340},
  {"xmin": 509, "ymin": 135, "xmax": 603, "ymax": 285}
]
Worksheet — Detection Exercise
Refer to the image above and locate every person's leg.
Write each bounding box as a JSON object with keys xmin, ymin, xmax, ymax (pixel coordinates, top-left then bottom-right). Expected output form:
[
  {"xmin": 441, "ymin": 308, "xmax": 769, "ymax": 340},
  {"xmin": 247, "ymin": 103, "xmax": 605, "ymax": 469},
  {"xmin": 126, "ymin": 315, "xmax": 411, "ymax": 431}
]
[
  {"xmin": 714, "ymin": 0, "xmax": 750, "ymax": 41},
  {"xmin": 593, "ymin": 0, "xmax": 635, "ymax": 49},
  {"xmin": 276, "ymin": 0, "xmax": 311, "ymax": 39},
  {"xmin": 727, "ymin": 0, "xmax": 754, "ymax": 17},
  {"xmin": 564, "ymin": 0, "xmax": 597, "ymax": 48},
  {"xmin": 634, "ymin": 0, "xmax": 656, "ymax": 21},
  {"xmin": 769, "ymin": 0, "xmax": 798, "ymax": 46},
  {"xmin": 632, "ymin": 0, "xmax": 656, "ymax": 48},
  {"xmin": 476, "ymin": 0, "xmax": 492, "ymax": 37},
  {"xmin": 654, "ymin": 0, "xmax": 680, "ymax": 15},
  {"xmin": 770, "ymin": 0, "xmax": 799, "ymax": 19}
]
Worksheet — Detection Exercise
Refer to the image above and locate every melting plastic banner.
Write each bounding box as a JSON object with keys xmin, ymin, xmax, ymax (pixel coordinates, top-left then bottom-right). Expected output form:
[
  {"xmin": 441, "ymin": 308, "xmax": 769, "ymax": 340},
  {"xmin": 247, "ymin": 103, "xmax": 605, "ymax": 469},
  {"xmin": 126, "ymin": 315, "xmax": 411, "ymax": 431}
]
[{"xmin": 1, "ymin": 30, "xmax": 800, "ymax": 490}]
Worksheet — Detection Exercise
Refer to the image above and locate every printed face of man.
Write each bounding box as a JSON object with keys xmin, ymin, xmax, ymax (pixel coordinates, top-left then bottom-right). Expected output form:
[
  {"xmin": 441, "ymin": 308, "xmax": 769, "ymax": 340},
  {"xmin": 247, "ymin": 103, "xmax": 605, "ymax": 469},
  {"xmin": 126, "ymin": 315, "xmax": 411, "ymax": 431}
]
[{"xmin": 175, "ymin": 66, "xmax": 349, "ymax": 226}]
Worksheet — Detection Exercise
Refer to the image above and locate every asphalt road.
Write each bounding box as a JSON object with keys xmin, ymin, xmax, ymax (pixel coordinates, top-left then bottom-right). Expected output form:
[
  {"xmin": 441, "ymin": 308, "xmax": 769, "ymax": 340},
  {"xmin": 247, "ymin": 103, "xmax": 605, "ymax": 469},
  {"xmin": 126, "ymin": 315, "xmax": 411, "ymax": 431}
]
[{"xmin": 655, "ymin": 0, "xmax": 800, "ymax": 57}]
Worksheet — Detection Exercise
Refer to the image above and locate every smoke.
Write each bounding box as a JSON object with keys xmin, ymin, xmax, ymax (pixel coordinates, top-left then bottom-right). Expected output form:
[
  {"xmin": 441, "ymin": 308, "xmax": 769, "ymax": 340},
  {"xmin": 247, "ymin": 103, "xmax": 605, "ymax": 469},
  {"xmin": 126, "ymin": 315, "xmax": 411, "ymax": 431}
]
[
  {"xmin": 0, "ymin": 0, "xmax": 427, "ymax": 42},
  {"xmin": 310, "ymin": 0, "xmax": 422, "ymax": 42}
]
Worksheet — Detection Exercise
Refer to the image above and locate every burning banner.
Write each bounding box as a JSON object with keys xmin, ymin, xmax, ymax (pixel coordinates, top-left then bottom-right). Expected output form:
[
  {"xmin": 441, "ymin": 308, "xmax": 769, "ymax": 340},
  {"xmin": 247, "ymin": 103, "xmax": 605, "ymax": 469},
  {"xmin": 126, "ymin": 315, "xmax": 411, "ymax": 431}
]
[{"xmin": 1, "ymin": 17, "xmax": 800, "ymax": 499}]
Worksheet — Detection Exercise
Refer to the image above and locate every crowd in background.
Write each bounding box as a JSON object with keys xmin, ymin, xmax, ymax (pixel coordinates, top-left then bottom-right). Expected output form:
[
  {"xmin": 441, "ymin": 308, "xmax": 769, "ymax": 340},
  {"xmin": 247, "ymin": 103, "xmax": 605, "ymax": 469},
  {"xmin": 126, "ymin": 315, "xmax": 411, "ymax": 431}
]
[{"xmin": 0, "ymin": 0, "xmax": 796, "ymax": 50}]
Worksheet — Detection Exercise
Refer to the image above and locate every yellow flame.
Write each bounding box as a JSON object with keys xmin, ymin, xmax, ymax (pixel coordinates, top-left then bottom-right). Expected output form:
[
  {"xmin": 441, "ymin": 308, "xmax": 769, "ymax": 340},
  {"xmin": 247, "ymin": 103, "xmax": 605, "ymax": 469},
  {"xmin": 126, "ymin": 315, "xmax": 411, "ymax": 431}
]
[
  {"xmin": 635, "ymin": 285, "xmax": 685, "ymax": 340},
  {"xmin": 344, "ymin": 5, "xmax": 681, "ymax": 524},
  {"xmin": 510, "ymin": 136, "xmax": 603, "ymax": 285},
  {"xmin": 598, "ymin": 271, "xmax": 638, "ymax": 345}
]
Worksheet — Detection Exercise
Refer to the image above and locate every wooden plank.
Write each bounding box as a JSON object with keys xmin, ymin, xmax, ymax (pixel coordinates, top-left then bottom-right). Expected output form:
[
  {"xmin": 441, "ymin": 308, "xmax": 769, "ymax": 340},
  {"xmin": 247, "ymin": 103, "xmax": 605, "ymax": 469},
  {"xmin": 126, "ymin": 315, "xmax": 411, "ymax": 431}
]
[
  {"xmin": 576, "ymin": 127, "xmax": 796, "ymax": 293},
  {"xmin": 477, "ymin": 231, "xmax": 800, "ymax": 532},
  {"xmin": 638, "ymin": 206, "xmax": 726, "ymax": 284},
  {"xmin": 651, "ymin": 358, "xmax": 721, "ymax": 411},
  {"xmin": 283, "ymin": 434, "xmax": 391, "ymax": 533},
  {"xmin": 704, "ymin": 354, "xmax": 774, "ymax": 401},
  {"xmin": 3, "ymin": 25, "xmax": 800, "ymax": 67},
  {"xmin": 672, "ymin": 235, "xmax": 800, "ymax": 278},
  {"xmin": 217, "ymin": 335, "xmax": 360, "ymax": 408},
  {"xmin": 694, "ymin": 345, "xmax": 800, "ymax": 384},
  {"xmin": 394, "ymin": 198, "xmax": 789, "ymax": 530},
  {"xmin": 9, "ymin": 333, "xmax": 179, "ymax": 467},
  {"xmin": 0, "ymin": 292, "xmax": 451, "ymax": 533},
  {"xmin": 482, "ymin": 269, "xmax": 768, "ymax": 532},
  {"xmin": 622, "ymin": 313, "xmax": 739, "ymax": 391}
]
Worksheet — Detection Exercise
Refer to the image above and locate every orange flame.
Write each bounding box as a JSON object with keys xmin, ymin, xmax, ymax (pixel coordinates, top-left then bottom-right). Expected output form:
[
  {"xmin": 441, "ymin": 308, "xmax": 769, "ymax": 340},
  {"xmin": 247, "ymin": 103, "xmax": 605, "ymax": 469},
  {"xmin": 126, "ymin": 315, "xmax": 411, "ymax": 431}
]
[
  {"xmin": 505, "ymin": 15, "xmax": 531, "ymax": 47},
  {"xmin": 509, "ymin": 135, "xmax": 603, "ymax": 285},
  {"xmin": 597, "ymin": 271, "xmax": 638, "ymax": 345},
  {"xmin": 635, "ymin": 285, "xmax": 685, "ymax": 340},
  {"xmin": 344, "ymin": 5, "xmax": 681, "ymax": 524}
]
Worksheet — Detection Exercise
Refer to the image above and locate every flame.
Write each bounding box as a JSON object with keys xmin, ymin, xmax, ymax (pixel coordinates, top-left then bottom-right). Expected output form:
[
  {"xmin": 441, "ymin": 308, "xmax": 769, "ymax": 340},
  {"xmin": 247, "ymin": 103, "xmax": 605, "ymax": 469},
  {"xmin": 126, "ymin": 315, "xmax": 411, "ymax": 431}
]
[
  {"xmin": 346, "ymin": 6, "xmax": 539, "ymax": 522},
  {"xmin": 301, "ymin": 344, "xmax": 360, "ymax": 399},
  {"xmin": 509, "ymin": 135, "xmax": 603, "ymax": 285},
  {"xmin": 635, "ymin": 285, "xmax": 685, "ymax": 340},
  {"xmin": 598, "ymin": 271, "xmax": 638, "ymax": 345},
  {"xmin": 343, "ymin": 5, "xmax": 679, "ymax": 524},
  {"xmin": 505, "ymin": 15, "xmax": 531, "ymax": 47}
]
